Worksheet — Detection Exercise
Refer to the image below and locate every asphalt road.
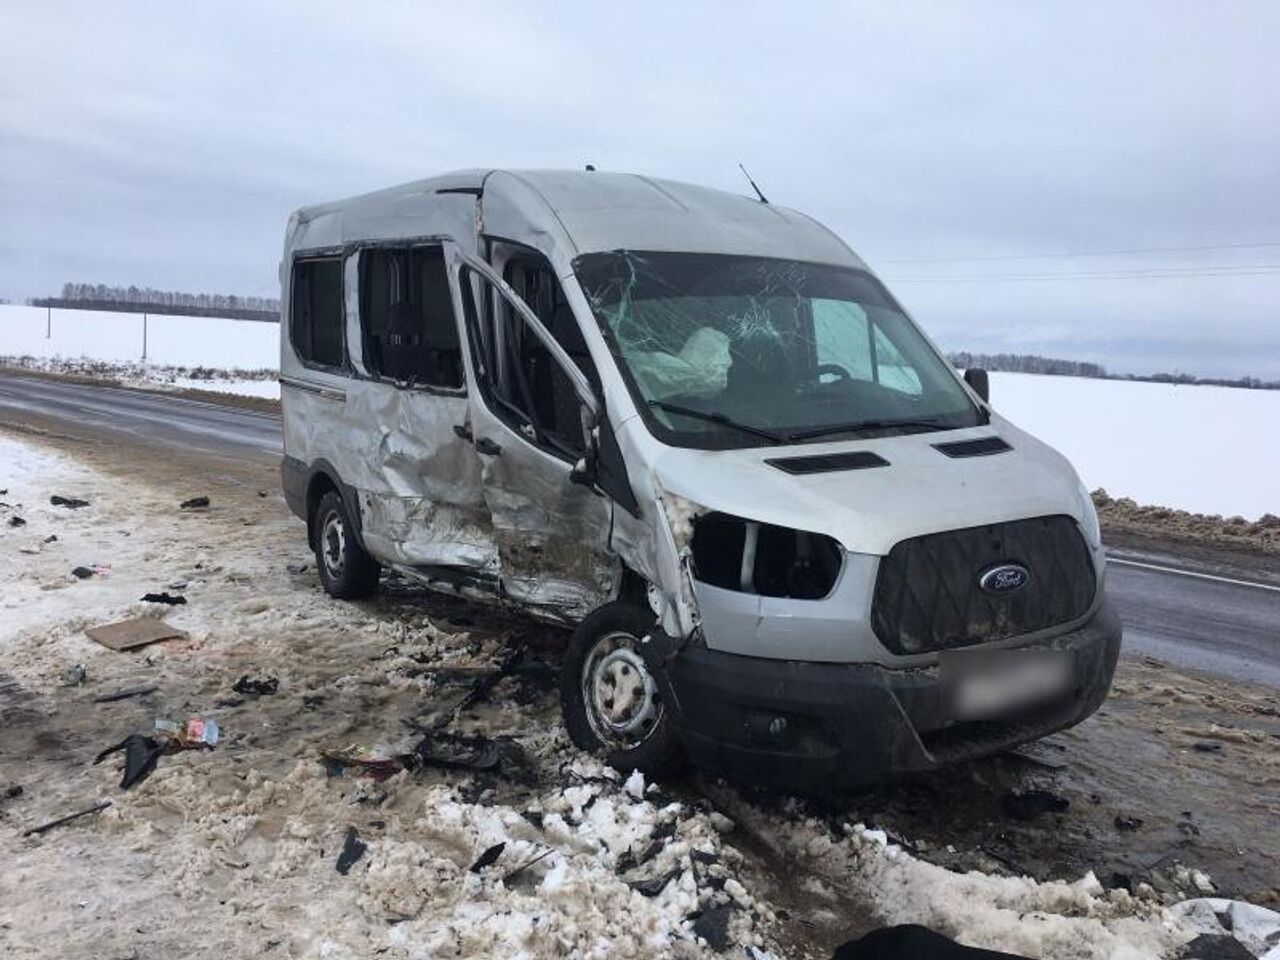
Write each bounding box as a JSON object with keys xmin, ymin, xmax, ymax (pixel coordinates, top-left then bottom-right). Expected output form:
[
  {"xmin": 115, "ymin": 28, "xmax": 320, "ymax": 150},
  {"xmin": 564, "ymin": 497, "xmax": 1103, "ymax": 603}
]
[{"xmin": 2, "ymin": 371, "xmax": 1277, "ymax": 686}]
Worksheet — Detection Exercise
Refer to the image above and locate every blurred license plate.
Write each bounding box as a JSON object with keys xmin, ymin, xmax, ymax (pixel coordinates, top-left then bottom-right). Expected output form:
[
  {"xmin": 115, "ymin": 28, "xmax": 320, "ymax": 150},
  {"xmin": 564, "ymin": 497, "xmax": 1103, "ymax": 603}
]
[{"xmin": 941, "ymin": 649, "xmax": 1072, "ymax": 720}]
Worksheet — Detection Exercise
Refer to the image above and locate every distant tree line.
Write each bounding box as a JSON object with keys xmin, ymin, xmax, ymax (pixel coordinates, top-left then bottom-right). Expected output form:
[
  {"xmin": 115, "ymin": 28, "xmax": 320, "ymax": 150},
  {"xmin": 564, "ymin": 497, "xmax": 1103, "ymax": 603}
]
[
  {"xmin": 29, "ymin": 283, "xmax": 281, "ymax": 322},
  {"xmin": 949, "ymin": 351, "xmax": 1107, "ymax": 378},
  {"xmin": 949, "ymin": 351, "xmax": 1279, "ymax": 390}
]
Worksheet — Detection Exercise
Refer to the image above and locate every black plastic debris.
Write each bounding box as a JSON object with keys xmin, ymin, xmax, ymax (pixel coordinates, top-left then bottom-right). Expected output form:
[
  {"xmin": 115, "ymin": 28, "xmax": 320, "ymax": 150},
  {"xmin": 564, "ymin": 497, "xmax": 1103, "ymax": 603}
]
[
  {"xmin": 520, "ymin": 810, "xmax": 545, "ymax": 830},
  {"xmin": 628, "ymin": 868, "xmax": 681, "ymax": 898},
  {"xmin": 232, "ymin": 675, "xmax": 279, "ymax": 696},
  {"xmin": 833, "ymin": 925, "xmax": 1033, "ymax": 959},
  {"xmin": 469, "ymin": 841, "xmax": 505, "ymax": 873},
  {"xmin": 180, "ymin": 496, "xmax": 210, "ymax": 510},
  {"xmin": 1001, "ymin": 788, "xmax": 1069, "ymax": 821},
  {"xmin": 140, "ymin": 592, "xmax": 187, "ymax": 606},
  {"xmin": 22, "ymin": 801, "xmax": 112, "ymax": 838},
  {"xmin": 413, "ymin": 733, "xmax": 503, "ymax": 773},
  {"xmin": 335, "ymin": 826, "xmax": 367, "ymax": 875},
  {"xmin": 3, "ymin": 784, "xmax": 22, "ymax": 801},
  {"xmin": 93, "ymin": 734, "xmax": 165, "ymax": 789},
  {"xmin": 1114, "ymin": 814, "xmax": 1144, "ymax": 831},
  {"xmin": 44, "ymin": 534, "xmax": 57, "ymax": 543},
  {"xmin": 1109, "ymin": 872, "xmax": 1134, "ymax": 893},
  {"xmin": 501, "ymin": 848, "xmax": 554, "ymax": 884},
  {"xmin": 7, "ymin": 515, "xmax": 25, "ymax": 527},
  {"xmin": 71, "ymin": 566, "xmax": 95, "ymax": 579},
  {"xmin": 51, "ymin": 495, "xmax": 90, "ymax": 509},
  {"xmin": 691, "ymin": 902, "xmax": 732, "ymax": 951},
  {"xmin": 92, "ymin": 685, "xmax": 158, "ymax": 703},
  {"xmin": 1192, "ymin": 741, "xmax": 1224, "ymax": 753}
]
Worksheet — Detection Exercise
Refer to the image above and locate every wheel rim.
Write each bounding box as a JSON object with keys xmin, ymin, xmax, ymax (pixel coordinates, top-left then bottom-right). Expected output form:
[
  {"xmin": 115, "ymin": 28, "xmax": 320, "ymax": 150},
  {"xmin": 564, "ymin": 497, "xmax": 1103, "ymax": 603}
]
[
  {"xmin": 581, "ymin": 631, "xmax": 663, "ymax": 750},
  {"xmin": 320, "ymin": 510, "xmax": 346, "ymax": 580}
]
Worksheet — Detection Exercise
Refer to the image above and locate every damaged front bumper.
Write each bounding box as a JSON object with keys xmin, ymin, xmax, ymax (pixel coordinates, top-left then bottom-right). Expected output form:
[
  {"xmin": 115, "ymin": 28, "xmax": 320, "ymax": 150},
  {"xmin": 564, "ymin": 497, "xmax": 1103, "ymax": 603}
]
[{"xmin": 657, "ymin": 598, "xmax": 1122, "ymax": 792}]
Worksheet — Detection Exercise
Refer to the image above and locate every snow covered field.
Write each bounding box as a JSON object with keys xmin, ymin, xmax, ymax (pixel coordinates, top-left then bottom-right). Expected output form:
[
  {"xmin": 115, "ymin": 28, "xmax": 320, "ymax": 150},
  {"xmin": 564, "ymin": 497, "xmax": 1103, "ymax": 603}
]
[
  {"xmin": 2, "ymin": 304, "xmax": 1276, "ymax": 518},
  {"xmin": 991, "ymin": 372, "xmax": 1279, "ymax": 520}
]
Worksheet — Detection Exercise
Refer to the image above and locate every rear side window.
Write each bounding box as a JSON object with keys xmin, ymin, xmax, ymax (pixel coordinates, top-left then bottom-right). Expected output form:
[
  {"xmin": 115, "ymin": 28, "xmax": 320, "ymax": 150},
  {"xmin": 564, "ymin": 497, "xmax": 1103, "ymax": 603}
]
[
  {"xmin": 359, "ymin": 246, "xmax": 463, "ymax": 389},
  {"xmin": 290, "ymin": 258, "xmax": 345, "ymax": 369}
]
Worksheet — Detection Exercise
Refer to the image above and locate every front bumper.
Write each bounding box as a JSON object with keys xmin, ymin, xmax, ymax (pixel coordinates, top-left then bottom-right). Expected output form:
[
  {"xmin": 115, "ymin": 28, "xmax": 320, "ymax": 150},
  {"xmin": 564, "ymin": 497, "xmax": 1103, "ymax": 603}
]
[{"xmin": 661, "ymin": 597, "xmax": 1122, "ymax": 791}]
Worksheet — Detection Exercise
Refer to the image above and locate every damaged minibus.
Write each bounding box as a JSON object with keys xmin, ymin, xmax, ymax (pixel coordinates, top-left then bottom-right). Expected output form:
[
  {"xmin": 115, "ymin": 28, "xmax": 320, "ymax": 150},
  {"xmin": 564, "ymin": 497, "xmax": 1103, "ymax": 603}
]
[{"xmin": 279, "ymin": 169, "xmax": 1121, "ymax": 789}]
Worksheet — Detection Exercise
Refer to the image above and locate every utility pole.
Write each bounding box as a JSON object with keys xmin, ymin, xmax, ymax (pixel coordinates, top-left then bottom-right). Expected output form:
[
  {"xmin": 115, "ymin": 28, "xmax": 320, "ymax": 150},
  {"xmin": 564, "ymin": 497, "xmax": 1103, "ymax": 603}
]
[
  {"xmin": 46, "ymin": 306, "xmax": 51, "ymax": 339},
  {"xmin": 142, "ymin": 312, "xmax": 148, "ymax": 360}
]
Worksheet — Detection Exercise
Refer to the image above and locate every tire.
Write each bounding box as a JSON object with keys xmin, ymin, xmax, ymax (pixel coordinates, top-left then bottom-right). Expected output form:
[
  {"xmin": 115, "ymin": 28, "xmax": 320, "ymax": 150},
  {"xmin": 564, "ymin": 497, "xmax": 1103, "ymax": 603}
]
[
  {"xmin": 311, "ymin": 489, "xmax": 380, "ymax": 599},
  {"xmin": 561, "ymin": 601, "xmax": 684, "ymax": 778}
]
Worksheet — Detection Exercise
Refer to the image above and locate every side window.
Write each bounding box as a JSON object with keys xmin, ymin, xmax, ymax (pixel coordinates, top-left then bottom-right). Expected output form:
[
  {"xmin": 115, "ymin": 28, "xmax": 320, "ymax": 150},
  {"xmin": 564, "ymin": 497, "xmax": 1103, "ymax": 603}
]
[
  {"xmin": 501, "ymin": 258, "xmax": 599, "ymax": 457},
  {"xmin": 458, "ymin": 264, "xmax": 592, "ymax": 463},
  {"xmin": 358, "ymin": 246, "xmax": 463, "ymax": 389},
  {"xmin": 291, "ymin": 258, "xmax": 345, "ymax": 369}
]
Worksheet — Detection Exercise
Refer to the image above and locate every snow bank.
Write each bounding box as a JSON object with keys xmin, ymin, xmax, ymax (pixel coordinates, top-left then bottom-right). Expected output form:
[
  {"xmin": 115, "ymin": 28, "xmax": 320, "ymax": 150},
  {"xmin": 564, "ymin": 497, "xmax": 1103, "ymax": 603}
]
[{"xmin": 992, "ymin": 372, "xmax": 1279, "ymax": 519}]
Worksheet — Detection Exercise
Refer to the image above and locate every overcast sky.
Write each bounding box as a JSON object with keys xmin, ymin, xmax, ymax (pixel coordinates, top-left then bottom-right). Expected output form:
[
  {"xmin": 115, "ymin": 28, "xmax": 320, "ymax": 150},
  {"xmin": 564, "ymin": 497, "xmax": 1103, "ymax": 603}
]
[{"xmin": 2, "ymin": 2, "xmax": 1277, "ymax": 377}]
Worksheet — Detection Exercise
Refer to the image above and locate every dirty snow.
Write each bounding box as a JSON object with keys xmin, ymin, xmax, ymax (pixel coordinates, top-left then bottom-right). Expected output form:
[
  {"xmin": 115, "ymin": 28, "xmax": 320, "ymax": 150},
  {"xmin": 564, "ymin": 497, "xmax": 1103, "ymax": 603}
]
[{"xmin": 1, "ymin": 428, "xmax": 1235, "ymax": 958}]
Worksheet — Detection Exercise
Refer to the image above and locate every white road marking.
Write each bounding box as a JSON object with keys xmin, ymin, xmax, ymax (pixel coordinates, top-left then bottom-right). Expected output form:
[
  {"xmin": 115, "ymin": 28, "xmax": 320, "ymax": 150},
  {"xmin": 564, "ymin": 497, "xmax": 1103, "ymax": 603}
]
[{"xmin": 1107, "ymin": 556, "xmax": 1280, "ymax": 594}]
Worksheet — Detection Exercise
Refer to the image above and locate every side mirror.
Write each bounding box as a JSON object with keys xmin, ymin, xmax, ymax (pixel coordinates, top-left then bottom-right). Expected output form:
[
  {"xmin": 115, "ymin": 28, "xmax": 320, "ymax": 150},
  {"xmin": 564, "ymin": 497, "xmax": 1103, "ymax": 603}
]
[
  {"xmin": 569, "ymin": 453, "xmax": 599, "ymax": 488},
  {"xmin": 964, "ymin": 367, "xmax": 990, "ymax": 403}
]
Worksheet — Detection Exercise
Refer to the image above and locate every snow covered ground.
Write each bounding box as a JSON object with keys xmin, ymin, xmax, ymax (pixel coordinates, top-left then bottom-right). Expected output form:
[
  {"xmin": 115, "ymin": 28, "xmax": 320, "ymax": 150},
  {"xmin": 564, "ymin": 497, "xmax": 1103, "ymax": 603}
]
[
  {"xmin": 2, "ymin": 303, "xmax": 1276, "ymax": 518},
  {"xmin": 4, "ymin": 428, "xmax": 1249, "ymax": 960}
]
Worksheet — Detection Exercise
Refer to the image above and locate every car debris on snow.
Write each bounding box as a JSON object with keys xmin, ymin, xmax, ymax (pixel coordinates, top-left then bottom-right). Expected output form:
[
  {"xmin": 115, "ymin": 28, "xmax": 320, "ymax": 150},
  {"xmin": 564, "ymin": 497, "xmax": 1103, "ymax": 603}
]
[
  {"xmin": 468, "ymin": 841, "xmax": 505, "ymax": 873},
  {"xmin": 7, "ymin": 515, "xmax": 25, "ymax": 527},
  {"xmin": 231, "ymin": 674, "xmax": 279, "ymax": 695},
  {"xmin": 140, "ymin": 591, "xmax": 187, "ymax": 605},
  {"xmin": 85, "ymin": 616, "xmax": 187, "ymax": 652},
  {"xmin": 50, "ymin": 495, "xmax": 90, "ymax": 509},
  {"xmin": 91, "ymin": 684, "xmax": 158, "ymax": 703},
  {"xmin": 21, "ymin": 800, "xmax": 113, "ymax": 838},
  {"xmin": 334, "ymin": 826, "xmax": 368, "ymax": 875},
  {"xmin": 1001, "ymin": 787, "xmax": 1070, "ymax": 821},
  {"xmin": 179, "ymin": 496, "xmax": 210, "ymax": 510},
  {"xmin": 60, "ymin": 664, "xmax": 86, "ymax": 686},
  {"xmin": 93, "ymin": 733, "xmax": 166, "ymax": 789}
]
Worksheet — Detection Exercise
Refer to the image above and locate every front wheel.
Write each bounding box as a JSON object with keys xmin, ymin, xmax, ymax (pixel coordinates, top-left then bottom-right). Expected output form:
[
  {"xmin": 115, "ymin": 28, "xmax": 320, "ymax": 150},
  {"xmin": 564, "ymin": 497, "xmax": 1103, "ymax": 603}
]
[
  {"xmin": 560, "ymin": 601, "xmax": 683, "ymax": 778},
  {"xmin": 312, "ymin": 489, "xmax": 380, "ymax": 599}
]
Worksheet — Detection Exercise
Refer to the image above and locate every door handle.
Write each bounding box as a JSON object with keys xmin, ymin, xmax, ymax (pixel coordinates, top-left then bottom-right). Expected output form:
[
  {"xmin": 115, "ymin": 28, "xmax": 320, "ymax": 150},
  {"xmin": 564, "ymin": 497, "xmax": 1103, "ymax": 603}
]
[{"xmin": 474, "ymin": 437, "xmax": 502, "ymax": 456}]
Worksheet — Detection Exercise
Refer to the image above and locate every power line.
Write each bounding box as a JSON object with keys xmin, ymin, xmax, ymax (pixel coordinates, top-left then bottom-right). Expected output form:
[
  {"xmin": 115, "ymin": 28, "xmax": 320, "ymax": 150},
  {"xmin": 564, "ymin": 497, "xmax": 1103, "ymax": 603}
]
[
  {"xmin": 886, "ymin": 266, "xmax": 1280, "ymax": 283},
  {"xmin": 875, "ymin": 240, "xmax": 1280, "ymax": 265}
]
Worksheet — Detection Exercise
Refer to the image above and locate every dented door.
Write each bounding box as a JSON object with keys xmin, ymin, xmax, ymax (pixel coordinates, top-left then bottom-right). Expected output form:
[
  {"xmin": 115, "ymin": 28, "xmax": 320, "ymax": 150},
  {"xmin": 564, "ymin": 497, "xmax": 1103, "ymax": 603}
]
[
  {"xmin": 345, "ymin": 241, "xmax": 498, "ymax": 574},
  {"xmin": 446, "ymin": 246, "xmax": 619, "ymax": 620}
]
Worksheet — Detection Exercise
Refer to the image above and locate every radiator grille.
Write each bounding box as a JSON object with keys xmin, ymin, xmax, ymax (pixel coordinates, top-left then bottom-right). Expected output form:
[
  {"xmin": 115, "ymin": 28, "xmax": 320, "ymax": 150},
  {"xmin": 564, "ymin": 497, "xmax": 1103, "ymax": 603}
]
[{"xmin": 871, "ymin": 515, "xmax": 1095, "ymax": 655}]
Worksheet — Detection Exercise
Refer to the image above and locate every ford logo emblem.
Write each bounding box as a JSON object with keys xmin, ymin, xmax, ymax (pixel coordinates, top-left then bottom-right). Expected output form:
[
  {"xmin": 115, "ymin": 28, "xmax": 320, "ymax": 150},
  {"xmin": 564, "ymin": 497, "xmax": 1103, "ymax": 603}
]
[{"xmin": 979, "ymin": 563, "xmax": 1030, "ymax": 594}]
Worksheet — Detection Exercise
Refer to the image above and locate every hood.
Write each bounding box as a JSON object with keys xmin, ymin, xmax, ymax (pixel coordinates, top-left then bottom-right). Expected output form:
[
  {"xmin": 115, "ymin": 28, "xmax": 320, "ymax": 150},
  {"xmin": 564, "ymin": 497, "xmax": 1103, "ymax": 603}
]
[{"xmin": 647, "ymin": 416, "xmax": 1093, "ymax": 557}]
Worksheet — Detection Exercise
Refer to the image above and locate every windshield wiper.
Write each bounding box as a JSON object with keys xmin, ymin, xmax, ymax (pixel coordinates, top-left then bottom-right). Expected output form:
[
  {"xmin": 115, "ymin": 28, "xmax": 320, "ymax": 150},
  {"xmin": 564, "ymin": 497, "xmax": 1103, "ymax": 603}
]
[
  {"xmin": 649, "ymin": 400, "xmax": 790, "ymax": 443},
  {"xmin": 786, "ymin": 417, "xmax": 955, "ymax": 442}
]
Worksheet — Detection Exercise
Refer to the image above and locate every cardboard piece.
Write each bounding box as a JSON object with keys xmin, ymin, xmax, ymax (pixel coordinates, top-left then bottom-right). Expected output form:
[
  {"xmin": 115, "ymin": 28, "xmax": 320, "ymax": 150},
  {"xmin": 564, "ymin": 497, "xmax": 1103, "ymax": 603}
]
[{"xmin": 85, "ymin": 617, "xmax": 187, "ymax": 652}]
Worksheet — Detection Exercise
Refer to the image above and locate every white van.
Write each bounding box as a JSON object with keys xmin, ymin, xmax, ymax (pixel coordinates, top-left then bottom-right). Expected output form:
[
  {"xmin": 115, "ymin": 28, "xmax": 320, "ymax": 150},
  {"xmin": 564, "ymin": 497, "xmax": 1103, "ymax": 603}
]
[{"xmin": 280, "ymin": 170, "xmax": 1120, "ymax": 788}]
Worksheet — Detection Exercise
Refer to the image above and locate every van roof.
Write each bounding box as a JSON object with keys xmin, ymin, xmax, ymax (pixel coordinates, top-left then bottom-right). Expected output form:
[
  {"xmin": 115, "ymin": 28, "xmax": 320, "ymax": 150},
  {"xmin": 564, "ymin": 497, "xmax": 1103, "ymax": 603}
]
[{"xmin": 290, "ymin": 169, "xmax": 864, "ymax": 268}]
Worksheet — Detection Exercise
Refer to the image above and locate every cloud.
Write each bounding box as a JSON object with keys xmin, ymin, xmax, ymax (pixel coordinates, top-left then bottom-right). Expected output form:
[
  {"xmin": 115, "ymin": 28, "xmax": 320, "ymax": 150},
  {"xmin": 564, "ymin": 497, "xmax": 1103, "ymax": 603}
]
[{"xmin": 2, "ymin": 1, "xmax": 1277, "ymax": 376}]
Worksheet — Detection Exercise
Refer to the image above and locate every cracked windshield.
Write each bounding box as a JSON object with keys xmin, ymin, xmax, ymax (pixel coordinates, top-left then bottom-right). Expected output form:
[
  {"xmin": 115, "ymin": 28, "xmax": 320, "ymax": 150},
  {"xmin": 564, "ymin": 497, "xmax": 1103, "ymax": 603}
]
[{"xmin": 575, "ymin": 251, "xmax": 982, "ymax": 447}]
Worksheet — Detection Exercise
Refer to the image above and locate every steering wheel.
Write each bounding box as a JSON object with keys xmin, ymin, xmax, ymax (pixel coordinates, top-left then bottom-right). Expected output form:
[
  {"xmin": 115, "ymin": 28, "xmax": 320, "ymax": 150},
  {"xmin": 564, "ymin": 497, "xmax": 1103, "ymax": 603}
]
[{"xmin": 817, "ymin": 362, "xmax": 852, "ymax": 382}]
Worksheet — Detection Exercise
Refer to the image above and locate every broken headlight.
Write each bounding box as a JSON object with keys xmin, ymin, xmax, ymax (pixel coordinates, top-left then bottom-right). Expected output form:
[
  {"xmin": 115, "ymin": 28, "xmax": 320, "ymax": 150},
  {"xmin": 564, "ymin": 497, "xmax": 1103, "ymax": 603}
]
[{"xmin": 690, "ymin": 512, "xmax": 842, "ymax": 600}]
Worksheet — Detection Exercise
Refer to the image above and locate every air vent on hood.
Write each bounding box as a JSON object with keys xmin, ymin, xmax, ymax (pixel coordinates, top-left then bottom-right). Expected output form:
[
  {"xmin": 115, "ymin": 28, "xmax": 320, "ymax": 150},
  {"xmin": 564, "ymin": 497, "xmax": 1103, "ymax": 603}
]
[
  {"xmin": 932, "ymin": 436, "xmax": 1012, "ymax": 458},
  {"xmin": 766, "ymin": 450, "xmax": 890, "ymax": 475}
]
